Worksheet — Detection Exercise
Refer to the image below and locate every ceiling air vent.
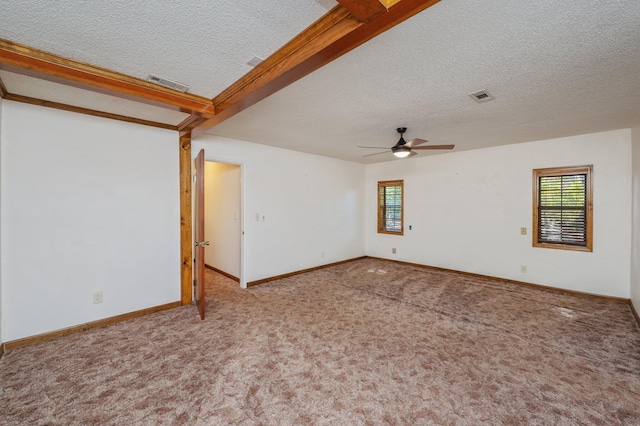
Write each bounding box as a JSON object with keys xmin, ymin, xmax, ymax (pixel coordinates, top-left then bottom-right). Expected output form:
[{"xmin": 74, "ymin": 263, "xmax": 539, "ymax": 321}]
[
  {"xmin": 468, "ymin": 89, "xmax": 495, "ymax": 103},
  {"xmin": 147, "ymin": 74, "xmax": 190, "ymax": 93},
  {"xmin": 246, "ymin": 56, "xmax": 264, "ymax": 67}
]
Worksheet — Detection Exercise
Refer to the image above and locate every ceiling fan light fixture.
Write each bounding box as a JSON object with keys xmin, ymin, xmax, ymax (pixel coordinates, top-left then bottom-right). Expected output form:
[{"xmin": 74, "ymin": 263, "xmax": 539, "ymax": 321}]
[
  {"xmin": 393, "ymin": 146, "xmax": 411, "ymax": 158},
  {"xmin": 359, "ymin": 127, "xmax": 453, "ymax": 159}
]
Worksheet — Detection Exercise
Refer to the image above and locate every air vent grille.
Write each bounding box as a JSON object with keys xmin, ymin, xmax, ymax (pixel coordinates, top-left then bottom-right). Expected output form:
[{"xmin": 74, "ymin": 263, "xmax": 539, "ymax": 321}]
[
  {"xmin": 147, "ymin": 75, "xmax": 190, "ymax": 93},
  {"xmin": 247, "ymin": 56, "xmax": 264, "ymax": 67},
  {"xmin": 468, "ymin": 90, "xmax": 495, "ymax": 103}
]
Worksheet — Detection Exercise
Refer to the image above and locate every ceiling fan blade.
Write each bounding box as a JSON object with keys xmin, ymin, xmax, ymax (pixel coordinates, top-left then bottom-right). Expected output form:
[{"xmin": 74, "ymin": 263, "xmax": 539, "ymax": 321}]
[
  {"xmin": 358, "ymin": 145, "xmax": 392, "ymax": 149},
  {"xmin": 363, "ymin": 151, "xmax": 390, "ymax": 158},
  {"xmin": 413, "ymin": 144, "xmax": 455, "ymax": 150},
  {"xmin": 407, "ymin": 138, "xmax": 429, "ymax": 147},
  {"xmin": 409, "ymin": 151, "xmax": 418, "ymax": 157}
]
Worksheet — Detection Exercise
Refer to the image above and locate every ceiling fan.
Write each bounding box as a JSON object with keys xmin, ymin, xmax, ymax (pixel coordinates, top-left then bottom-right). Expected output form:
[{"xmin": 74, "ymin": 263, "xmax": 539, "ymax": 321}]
[{"xmin": 358, "ymin": 127, "xmax": 455, "ymax": 158}]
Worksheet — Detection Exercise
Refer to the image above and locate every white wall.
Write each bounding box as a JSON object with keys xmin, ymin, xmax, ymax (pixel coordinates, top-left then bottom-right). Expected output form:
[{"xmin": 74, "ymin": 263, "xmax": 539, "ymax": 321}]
[
  {"xmin": 192, "ymin": 136, "xmax": 365, "ymax": 282},
  {"xmin": 366, "ymin": 129, "xmax": 632, "ymax": 298},
  {"xmin": 204, "ymin": 161, "xmax": 241, "ymax": 278},
  {"xmin": 631, "ymin": 127, "xmax": 640, "ymax": 312},
  {"xmin": 0, "ymin": 100, "xmax": 632, "ymax": 342},
  {"xmin": 1, "ymin": 102, "xmax": 181, "ymax": 341}
]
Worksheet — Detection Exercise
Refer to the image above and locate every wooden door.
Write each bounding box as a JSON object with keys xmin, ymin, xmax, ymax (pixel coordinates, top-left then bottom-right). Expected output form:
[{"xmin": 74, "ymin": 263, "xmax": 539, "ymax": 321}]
[{"xmin": 194, "ymin": 149, "xmax": 207, "ymax": 320}]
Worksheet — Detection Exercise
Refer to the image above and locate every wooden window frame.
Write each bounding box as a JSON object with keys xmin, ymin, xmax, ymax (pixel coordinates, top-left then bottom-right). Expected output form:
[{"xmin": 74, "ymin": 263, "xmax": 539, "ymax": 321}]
[
  {"xmin": 378, "ymin": 180, "xmax": 404, "ymax": 235},
  {"xmin": 532, "ymin": 165, "xmax": 593, "ymax": 252}
]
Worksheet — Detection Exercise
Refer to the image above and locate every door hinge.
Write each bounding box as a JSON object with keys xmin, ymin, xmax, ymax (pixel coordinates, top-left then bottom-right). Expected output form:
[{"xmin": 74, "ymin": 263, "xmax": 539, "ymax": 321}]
[{"xmin": 193, "ymin": 280, "xmax": 196, "ymax": 287}]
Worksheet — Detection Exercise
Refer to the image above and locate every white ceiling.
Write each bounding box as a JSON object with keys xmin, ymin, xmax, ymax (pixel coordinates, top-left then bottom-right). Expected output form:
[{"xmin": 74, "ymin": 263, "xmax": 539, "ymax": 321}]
[
  {"xmin": 0, "ymin": 0, "xmax": 335, "ymax": 97},
  {"xmin": 1, "ymin": 0, "xmax": 640, "ymax": 164}
]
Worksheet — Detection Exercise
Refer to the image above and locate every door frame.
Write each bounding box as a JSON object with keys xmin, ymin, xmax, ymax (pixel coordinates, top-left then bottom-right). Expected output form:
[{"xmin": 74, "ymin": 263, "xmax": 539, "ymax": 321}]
[{"xmin": 200, "ymin": 154, "xmax": 247, "ymax": 289}]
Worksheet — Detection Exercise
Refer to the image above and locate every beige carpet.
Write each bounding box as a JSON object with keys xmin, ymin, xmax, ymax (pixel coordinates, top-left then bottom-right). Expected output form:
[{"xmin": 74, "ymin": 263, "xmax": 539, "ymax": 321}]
[{"xmin": 1, "ymin": 258, "xmax": 639, "ymax": 425}]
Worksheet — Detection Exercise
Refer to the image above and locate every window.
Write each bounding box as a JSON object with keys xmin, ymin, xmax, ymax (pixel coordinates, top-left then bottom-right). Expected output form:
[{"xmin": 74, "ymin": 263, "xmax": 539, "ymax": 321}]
[
  {"xmin": 532, "ymin": 165, "xmax": 592, "ymax": 251},
  {"xmin": 378, "ymin": 180, "xmax": 403, "ymax": 235}
]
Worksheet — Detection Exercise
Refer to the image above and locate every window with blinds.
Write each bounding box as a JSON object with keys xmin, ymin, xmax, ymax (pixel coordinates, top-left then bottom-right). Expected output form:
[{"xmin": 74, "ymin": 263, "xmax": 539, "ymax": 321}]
[
  {"xmin": 533, "ymin": 165, "xmax": 592, "ymax": 252},
  {"xmin": 378, "ymin": 180, "xmax": 403, "ymax": 235}
]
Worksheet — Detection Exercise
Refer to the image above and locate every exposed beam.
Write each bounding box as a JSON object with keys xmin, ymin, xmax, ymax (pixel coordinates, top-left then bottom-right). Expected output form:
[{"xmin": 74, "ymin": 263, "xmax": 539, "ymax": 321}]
[
  {"xmin": 207, "ymin": 6, "xmax": 357, "ymax": 125},
  {"xmin": 179, "ymin": 133, "xmax": 193, "ymax": 306},
  {"xmin": 177, "ymin": 114, "xmax": 209, "ymax": 136},
  {"xmin": 192, "ymin": 0, "xmax": 440, "ymax": 136},
  {"xmin": 1, "ymin": 2, "xmax": 440, "ymax": 137},
  {"xmin": 380, "ymin": 0, "xmax": 403, "ymax": 7},
  {"xmin": 0, "ymin": 77, "xmax": 7, "ymax": 98},
  {"xmin": 5, "ymin": 93, "xmax": 177, "ymax": 130},
  {"xmin": 336, "ymin": 0, "xmax": 386, "ymax": 22},
  {"xmin": 0, "ymin": 38, "xmax": 215, "ymax": 116}
]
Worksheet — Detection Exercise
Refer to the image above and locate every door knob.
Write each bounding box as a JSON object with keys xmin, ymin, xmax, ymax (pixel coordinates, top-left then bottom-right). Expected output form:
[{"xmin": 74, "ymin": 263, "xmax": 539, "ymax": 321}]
[{"xmin": 195, "ymin": 241, "xmax": 210, "ymax": 247}]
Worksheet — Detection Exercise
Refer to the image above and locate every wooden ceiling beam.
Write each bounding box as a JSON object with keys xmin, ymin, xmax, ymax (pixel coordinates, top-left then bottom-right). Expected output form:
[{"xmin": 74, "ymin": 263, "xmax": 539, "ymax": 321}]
[
  {"xmin": 0, "ymin": 38, "xmax": 215, "ymax": 116},
  {"xmin": 178, "ymin": 114, "xmax": 209, "ymax": 136},
  {"xmin": 5, "ymin": 92, "xmax": 177, "ymax": 130},
  {"xmin": 1, "ymin": 1, "xmax": 439, "ymax": 136},
  {"xmin": 380, "ymin": 0, "xmax": 403, "ymax": 7},
  {"xmin": 336, "ymin": 0, "xmax": 386, "ymax": 22},
  {"xmin": 0, "ymin": 77, "xmax": 7, "ymax": 98},
  {"xmin": 191, "ymin": 0, "xmax": 441, "ymax": 136}
]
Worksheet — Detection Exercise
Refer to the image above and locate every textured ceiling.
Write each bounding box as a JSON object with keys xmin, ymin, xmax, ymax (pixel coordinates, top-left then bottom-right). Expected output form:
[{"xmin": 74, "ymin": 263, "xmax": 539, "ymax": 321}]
[
  {"xmin": 1, "ymin": 1, "xmax": 640, "ymax": 164},
  {"xmin": 0, "ymin": 0, "xmax": 335, "ymax": 97},
  {"xmin": 209, "ymin": 0, "xmax": 640, "ymax": 163}
]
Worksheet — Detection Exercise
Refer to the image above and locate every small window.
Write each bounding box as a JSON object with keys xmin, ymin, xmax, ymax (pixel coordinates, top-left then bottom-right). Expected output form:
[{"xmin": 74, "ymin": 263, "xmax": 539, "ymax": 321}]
[
  {"xmin": 533, "ymin": 165, "xmax": 592, "ymax": 251},
  {"xmin": 378, "ymin": 180, "xmax": 403, "ymax": 235}
]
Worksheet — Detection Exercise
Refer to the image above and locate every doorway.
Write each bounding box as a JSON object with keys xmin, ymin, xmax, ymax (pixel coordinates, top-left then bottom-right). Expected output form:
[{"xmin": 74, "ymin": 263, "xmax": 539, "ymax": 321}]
[{"xmin": 202, "ymin": 159, "xmax": 245, "ymax": 288}]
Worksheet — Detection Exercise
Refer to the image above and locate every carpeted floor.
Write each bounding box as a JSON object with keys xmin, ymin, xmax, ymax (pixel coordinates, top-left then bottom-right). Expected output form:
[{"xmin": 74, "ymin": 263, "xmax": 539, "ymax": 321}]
[{"xmin": 1, "ymin": 258, "xmax": 639, "ymax": 425}]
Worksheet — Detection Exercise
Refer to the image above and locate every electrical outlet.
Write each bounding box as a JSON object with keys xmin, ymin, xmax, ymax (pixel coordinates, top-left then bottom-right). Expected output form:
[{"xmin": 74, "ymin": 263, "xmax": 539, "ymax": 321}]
[
  {"xmin": 520, "ymin": 265, "xmax": 527, "ymax": 273},
  {"xmin": 93, "ymin": 291, "xmax": 103, "ymax": 304},
  {"xmin": 520, "ymin": 227, "xmax": 527, "ymax": 235},
  {"xmin": 392, "ymin": 248, "xmax": 397, "ymax": 254}
]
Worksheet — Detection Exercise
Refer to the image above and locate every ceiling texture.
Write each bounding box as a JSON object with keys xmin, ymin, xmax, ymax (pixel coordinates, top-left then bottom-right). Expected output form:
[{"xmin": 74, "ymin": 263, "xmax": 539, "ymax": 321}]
[{"xmin": 1, "ymin": 0, "xmax": 640, "ymax": 163}]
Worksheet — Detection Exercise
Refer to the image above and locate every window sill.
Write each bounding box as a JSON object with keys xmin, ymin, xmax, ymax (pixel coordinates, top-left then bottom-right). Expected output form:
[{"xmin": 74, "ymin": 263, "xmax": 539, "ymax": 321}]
[
  {"xmin": 533, "ymin": 242, "xmax": 592, "ymax": 252},
  {"xmin": 378, "ymin": 230, "xmax": 404, "ymax": 236}
]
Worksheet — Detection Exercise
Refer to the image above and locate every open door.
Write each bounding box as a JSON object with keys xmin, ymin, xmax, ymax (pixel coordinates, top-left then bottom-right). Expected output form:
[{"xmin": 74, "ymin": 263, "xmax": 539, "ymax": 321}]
[{"xmin": 194, "ymin": 149, "xmax": 208, "ymax": 320}]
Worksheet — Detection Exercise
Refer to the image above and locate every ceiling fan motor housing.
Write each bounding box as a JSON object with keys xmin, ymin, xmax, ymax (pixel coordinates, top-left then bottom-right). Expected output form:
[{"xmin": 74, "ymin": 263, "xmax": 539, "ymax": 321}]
[{"xmin": 395, "ymin": 127, "xmax": 408, "ymax": 147}]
